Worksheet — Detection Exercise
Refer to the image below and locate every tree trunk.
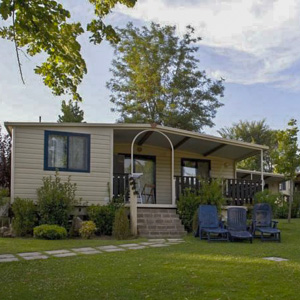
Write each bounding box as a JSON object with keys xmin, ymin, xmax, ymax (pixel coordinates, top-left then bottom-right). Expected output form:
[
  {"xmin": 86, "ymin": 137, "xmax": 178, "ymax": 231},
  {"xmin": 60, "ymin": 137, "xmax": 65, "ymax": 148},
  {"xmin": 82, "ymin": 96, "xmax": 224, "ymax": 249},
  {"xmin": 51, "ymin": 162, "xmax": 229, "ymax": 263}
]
[{"xmin": 288, "ymin": 179, "xmax": 294, "ymax": 223}]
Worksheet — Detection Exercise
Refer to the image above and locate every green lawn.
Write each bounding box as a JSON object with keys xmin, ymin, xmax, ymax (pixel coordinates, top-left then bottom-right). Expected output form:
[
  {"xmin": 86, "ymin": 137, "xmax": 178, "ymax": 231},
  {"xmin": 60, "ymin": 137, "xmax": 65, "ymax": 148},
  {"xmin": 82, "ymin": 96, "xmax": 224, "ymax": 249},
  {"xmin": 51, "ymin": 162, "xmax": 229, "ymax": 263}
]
[{"xmin": 1, "ymin": 220, "xmax": 300, "ymax": 300}]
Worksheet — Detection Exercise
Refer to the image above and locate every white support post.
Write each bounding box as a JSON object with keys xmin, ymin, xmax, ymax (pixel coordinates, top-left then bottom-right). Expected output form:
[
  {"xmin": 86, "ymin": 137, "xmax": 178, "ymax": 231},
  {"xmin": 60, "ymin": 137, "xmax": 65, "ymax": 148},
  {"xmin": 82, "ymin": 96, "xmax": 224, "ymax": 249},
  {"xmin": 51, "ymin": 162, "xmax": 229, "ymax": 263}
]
[
  {"xmin": 261, "ymin": 150, "xmax": 264, "ymax": 191},
  {"xmin": 129, "ymin": 184, "xmax": 138, "ymax": 236}
]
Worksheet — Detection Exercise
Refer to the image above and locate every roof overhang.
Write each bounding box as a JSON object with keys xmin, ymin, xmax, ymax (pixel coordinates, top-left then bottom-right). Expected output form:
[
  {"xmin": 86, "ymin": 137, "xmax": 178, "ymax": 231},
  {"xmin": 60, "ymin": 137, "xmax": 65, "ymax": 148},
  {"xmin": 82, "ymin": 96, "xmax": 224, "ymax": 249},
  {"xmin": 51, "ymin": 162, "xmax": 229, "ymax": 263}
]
[
  {"xmin": 4, "ymin": 122, "xmax": 268, "ymax": 161},
  {"xmin": 236, "ymin": 169, "xmax": 285, "ymax": 183}
]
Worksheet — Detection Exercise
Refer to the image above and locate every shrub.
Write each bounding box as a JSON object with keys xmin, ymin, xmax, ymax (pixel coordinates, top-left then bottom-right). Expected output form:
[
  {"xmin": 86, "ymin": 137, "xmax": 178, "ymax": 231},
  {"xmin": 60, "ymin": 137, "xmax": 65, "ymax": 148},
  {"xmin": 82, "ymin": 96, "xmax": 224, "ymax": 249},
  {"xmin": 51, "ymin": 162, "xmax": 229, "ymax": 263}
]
[
  {"xmin": 177, "ymin": 179, "xmax": 225, "ymax": 232},
  {"xmin": 79, "ymin": 221, "xmax": 96, "ymax": 239},
  {"xmin": 12, "ymin": 198, "xmax": 37, "ymax": 236},
  {"xmin": 0, "ymin": 188, "xmax": 9, "ymax": 206},
  {"xmin": 36, "ymin": 172, "xmax": 77, "ymax": 228},
  {"xmin": 254, "ymin": 190, "xmax": 279, "ymax": 214},
  {"xmin": 34, "ymin": 224, "xmax": 67, "ymax": 240},
  {"xmin": 113, "ymin": 207, "xmax": 130, "ymax": 240},
  {"xmin": 88, "ymin": 198, "xmax": 124, "ymax": 236}
]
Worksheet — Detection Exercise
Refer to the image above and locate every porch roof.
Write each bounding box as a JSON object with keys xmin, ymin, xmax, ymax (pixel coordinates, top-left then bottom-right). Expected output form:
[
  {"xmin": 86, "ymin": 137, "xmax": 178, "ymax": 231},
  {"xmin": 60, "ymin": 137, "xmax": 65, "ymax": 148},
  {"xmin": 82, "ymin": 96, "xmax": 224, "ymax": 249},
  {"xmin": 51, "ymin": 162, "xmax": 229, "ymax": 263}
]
[
  {"xmin": 5, "ymin": 122, "xmax": 268, "ymax": 161},
  {"xmin": 236, "ymin": 169, "xmax": 285, "ymax": 183}
]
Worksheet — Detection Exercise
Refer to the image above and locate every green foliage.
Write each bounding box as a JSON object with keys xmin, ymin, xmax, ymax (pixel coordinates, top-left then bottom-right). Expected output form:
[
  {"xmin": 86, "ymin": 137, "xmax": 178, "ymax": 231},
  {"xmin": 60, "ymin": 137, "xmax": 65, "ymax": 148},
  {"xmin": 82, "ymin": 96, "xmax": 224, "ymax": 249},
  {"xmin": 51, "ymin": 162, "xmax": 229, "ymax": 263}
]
[
  {"xmin": 0, "ymin": 125, "xmax": 11, "ymax": 190},
  {"xmin": 254, "ymin": 190, "xmax": 280, "ymax": 216},
  {"xmin": 0, "ymin": 188, "xmax": 9, "ymax": 206},
  {"xmin": 218, "ymin": 120, "xmax": 278, "ymax": 172},
  {"xmin": 254, "ymin": 189, "xmax": 300, "ymax": 219},
  {"xmin": 34, "ymin": 224, "xmax": 67, "ymax": 240},
  {"xmin": 36, "ymin": 172, "xmax": 77, "ymax": 228},
  {"xmin": 88, "ymin": 199, "xmax": 124, "ymax": 235},
  {"xmin": 273, "ymin": 119, "xmax": 300, "ymax": 180},
  {"xmin": 0, "ymin": 0, "xmax": 136, "ymax": 101},
  {"xmin": 177, "ymin": 179, "xmax": 225, "ymax": 232},
  {"xmin": 79, "ymin": 221, "xmax": 96, "ymax": 239},
  {"xmin": 112, "ymin": 207, "xmax": 130, "ymax": 240},
  {"xmin": 58, "ymin": 100, "xmax": 84, "ymax": 123},
  {"xmin": 12, "ymin": 198, "xmax": 37, "ymax": 236},
  {"xmin": 107, "ymin": 22, "xmax": 224, "ymax": 132},
  {"xmin": 272, "ymin": 119, "xmax": 300, "ymax": 222}
]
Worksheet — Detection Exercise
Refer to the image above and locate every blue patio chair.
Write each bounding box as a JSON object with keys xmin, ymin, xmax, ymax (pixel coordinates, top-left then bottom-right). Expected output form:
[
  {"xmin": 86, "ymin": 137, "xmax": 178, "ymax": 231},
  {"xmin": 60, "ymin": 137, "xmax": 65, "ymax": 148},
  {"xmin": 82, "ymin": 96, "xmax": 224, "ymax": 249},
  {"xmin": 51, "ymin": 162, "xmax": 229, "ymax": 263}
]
[
  {"xmin": 252, "ymin": 203, "xmax": 281, "ymax": 242},
  {"xmin": 227, "ymin": 207, "xmax": 252, "ymax": 243},
  {"xmin": 197, "ymin": 205, "xmax": 229, "ymax": 242}
]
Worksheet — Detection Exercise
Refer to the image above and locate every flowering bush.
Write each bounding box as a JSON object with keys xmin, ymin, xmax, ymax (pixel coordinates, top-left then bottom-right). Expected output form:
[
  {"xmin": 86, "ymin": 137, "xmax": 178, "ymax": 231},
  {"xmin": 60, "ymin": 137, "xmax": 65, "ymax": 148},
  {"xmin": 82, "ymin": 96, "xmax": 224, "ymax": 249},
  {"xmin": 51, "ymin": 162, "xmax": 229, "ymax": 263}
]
[{"xmin": 79, "ymin": 221, "xmax": 96, "ymax": 239}]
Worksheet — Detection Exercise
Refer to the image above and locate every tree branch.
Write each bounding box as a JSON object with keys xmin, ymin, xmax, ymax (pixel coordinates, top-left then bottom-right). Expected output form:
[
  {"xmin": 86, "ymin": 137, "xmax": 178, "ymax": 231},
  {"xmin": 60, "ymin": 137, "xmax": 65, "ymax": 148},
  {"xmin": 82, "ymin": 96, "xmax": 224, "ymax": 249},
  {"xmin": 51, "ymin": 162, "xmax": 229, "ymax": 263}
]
[{"xmin": 12, "ymin": 1, "xmax": 25, "ymax": 85}]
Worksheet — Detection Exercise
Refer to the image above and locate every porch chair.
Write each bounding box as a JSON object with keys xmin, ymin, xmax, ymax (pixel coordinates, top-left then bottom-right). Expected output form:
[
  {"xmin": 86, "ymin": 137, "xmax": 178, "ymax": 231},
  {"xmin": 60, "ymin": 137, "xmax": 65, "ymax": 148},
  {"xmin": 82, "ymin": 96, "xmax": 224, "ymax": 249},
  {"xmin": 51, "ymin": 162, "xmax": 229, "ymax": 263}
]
[
  {"xmin": 252, "ymin": 203, "xmax": 281, "ymax": 242},
  {"xmin": 196, "ymin": 205, "xmax": 229, "ymax": 242},
  {"xmin": 227, "ymin": 207, "xmax": 253, "ymax": 243},
  {"xmin": 141, "ymin": 184, "xmax": 156, "ymax": 204}
]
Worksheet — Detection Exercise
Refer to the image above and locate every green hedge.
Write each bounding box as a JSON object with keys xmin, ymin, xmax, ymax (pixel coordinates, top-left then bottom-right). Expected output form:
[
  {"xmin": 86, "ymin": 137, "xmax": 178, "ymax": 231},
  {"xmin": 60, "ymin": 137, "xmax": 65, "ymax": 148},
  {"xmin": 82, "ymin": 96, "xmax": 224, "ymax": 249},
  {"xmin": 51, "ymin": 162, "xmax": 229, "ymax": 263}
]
[
  {"xmin": 12, "ymin": 198, "xmax": 37, "ymax": 236},
  {"xmin": 34, "ymin": 224, "xmax": 67, "ymax": 240}
]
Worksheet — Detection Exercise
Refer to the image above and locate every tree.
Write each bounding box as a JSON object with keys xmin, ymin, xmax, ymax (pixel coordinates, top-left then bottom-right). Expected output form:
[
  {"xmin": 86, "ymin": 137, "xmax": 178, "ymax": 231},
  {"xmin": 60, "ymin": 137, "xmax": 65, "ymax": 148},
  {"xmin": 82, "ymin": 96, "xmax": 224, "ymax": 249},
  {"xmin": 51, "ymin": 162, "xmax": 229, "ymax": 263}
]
[
  {"xmin": 272, "ymin": 119, "xmax": 300, "ymax": 223},
  {"xmin": 107, "ymin": 22, "xmax": 224, "ymax": 132},
  {"xmin": 0, "ymin": 0, "xmax": 137, "ymax": 101},
  {"xmin": 0, "ymin": 125, "xmax": 11, "ymax": 192},
  {"xmin": 58, "ymin": 100, "xmax": 84, "ymax": 123},
  {"xmin": 218, "ymin": 120, "xmax": 278, "ymax": 172}
]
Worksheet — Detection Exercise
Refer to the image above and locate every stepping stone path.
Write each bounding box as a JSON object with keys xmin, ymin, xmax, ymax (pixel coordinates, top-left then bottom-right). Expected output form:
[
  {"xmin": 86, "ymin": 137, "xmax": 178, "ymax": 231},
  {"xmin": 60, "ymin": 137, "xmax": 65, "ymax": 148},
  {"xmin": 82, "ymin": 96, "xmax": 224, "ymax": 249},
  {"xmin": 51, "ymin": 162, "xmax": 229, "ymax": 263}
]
[
  {"xmin": 263, "ymin": 257, "xmax": 288, "ymax": 262},
  {"xmin": 0, "ymin": 239, "xmax": 185, "ymax": 263}
]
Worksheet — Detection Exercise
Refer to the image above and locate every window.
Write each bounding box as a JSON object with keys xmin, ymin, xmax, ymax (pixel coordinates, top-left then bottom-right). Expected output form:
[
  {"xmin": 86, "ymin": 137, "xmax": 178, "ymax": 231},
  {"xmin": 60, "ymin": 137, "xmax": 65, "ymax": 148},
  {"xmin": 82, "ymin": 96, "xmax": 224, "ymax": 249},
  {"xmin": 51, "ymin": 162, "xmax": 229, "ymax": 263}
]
[
  {"xmin": 44, "ymin": 131, "xmax": 90, "ymax": 172},
  {"xmin": 279, "ymin": 181, "xmax": 286, "ymax": 191},
  {"xmin": 181, "ymin": 158, "xmax": 210, "ymax": 179}
]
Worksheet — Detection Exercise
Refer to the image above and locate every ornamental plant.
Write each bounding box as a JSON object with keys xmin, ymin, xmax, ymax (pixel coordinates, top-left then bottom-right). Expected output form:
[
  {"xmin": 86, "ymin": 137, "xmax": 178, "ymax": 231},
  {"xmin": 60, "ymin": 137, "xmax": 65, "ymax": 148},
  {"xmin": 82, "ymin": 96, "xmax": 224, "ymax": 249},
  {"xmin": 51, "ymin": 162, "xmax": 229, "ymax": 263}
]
[
  {"xmin": 36, "ymin": 172, "xmax": 77, "ymax": 228},
  {"xmin": 79, "ymin": 221, "xmax": 96, "ymax": 239}
]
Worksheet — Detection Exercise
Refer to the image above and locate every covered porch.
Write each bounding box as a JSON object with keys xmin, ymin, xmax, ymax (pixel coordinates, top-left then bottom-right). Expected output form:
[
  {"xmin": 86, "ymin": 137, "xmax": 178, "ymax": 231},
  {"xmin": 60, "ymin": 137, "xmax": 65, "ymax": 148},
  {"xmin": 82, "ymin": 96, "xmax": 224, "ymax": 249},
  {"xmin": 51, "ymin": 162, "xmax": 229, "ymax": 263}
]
[{"xmin": 111, "ymin": 124, "xmax": 268, "ymax": 207}]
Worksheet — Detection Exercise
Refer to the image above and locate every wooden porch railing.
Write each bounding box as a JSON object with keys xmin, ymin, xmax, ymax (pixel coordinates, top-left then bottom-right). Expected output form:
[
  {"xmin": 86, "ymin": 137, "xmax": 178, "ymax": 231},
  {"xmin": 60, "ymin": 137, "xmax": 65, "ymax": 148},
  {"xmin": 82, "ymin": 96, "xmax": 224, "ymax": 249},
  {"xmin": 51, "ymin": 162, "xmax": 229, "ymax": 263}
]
[
  {"xmin": 113, "ymin": 173, "xmax": 129, "ymax": 202},
  {"xmin": 175, "ymin": 176, "xmax": 262, "ymax": 205}
]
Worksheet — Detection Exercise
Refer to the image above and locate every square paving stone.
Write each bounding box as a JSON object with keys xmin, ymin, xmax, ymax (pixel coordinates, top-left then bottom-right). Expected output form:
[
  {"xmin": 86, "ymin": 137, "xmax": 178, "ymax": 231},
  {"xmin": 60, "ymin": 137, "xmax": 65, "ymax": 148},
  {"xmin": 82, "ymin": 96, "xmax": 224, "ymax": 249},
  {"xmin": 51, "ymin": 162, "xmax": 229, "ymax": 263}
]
[
  {"xmin": 139, "ymin": 242, "xmax": 157, "ymax": 246},
  {"xmin": 71, "ymin": 248, "xmax": 101, "ymax": 255},
  {"xmin": 23, "ymin": 255, "xmax": 48, "ymax": 260},
  {"xmin": 18, "ymin": 252, "xmax": 44, "ymax": 257},
  {"xmin": 119, "ymin": 243, "xmax": 140, "ymax": 248},
  {"xmin": 0, "ymin": 254, "xmax": 16, "ymax": 259},
  {"xmin": 148, "ymin": 239, "xmax": 166, "ymax": 243},
  {"xmin": 167, "ymin": 239, "xmax": 184, "ymax": 242},
  {"xmin": 45, "ymin": 250, "xmax": 71, "ymax": 255},
  {"xmin": 149, "ymin": 243, "xmax": 169, "ymax": 248},
  {"xmin": 52, "ymin": 253, "xmax": 77, "ymax": 258},
  {"xmin": 103, "ymin": 248, "xmax": 126, "ymax": 252},
  {"xmin": 126, "ymin": 246, "xmax": 146, "ymax": 250},
  {"xmin": 97, "ymin": 245, "xmax": 122, "ymax": 251},
  {"xmin": 0, "ymin": 255, "xmax": 18, "ymax": 263},
  {"xmin": 263, "ymin": 257, "xmax": 288, "ymax": 262},
  {"xmin": 71, "ymin": 247, "xmax": 96, "ymax": 252}
]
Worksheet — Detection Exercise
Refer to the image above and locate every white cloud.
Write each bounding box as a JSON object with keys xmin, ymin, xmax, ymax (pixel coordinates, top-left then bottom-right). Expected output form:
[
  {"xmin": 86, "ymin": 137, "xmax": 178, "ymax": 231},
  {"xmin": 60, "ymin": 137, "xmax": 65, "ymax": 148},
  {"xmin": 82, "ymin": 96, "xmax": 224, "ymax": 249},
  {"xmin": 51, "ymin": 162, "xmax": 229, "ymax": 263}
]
[{"xmin": 117, "ymin": 0, "xmax": 300, "ymax": 89}]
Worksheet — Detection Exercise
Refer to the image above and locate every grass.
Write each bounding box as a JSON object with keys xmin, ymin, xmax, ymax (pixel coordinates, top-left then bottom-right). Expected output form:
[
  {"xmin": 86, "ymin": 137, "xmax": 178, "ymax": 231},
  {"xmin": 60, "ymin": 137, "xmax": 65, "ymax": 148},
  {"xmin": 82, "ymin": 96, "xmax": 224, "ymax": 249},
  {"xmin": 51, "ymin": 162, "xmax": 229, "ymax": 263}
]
[{"xmin": 1, "ymin": 219, "xmax": 300, "ymax": 299}]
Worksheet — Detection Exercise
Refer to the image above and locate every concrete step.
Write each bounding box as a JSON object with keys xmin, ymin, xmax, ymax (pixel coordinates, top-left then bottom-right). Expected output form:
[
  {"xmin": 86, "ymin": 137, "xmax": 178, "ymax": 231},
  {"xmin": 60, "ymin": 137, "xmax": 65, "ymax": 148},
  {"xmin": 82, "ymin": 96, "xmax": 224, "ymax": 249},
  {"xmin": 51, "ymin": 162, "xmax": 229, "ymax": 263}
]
[{"xmin": 137, "ymin": 208, "xmax": 187, "ymax": 238}]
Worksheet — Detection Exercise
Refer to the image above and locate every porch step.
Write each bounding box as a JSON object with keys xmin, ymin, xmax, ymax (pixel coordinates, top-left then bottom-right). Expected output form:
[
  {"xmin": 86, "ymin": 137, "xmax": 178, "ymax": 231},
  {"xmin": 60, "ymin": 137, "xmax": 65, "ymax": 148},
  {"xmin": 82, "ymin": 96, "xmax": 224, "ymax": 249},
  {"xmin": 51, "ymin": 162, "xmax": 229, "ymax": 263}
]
[{"xmin": 137, "ymin": 208, "xmax": 187, "ymax": 238}]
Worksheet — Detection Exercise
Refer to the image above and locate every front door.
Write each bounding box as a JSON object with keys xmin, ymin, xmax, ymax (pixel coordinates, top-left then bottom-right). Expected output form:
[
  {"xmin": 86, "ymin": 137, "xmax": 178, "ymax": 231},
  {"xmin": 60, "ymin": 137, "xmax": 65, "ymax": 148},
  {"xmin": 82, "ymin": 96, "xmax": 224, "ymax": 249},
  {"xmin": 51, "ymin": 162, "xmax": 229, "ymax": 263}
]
[{"xmin": 124, "ymin": 155, "xmax": 156, "ymax": 203}]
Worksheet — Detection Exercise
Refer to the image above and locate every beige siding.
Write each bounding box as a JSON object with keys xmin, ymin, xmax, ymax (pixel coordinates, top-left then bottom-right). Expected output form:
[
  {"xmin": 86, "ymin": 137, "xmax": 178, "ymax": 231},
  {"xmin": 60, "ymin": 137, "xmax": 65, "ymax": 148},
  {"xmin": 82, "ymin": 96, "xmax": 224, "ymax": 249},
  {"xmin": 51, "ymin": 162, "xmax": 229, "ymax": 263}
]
[
  {"xmin": 114, "ymin": 143, "xmax": 235, "ymax": 204},
  {"xmin": 13, "ymin": 126, "xmax": 112, "ymax": 205}
]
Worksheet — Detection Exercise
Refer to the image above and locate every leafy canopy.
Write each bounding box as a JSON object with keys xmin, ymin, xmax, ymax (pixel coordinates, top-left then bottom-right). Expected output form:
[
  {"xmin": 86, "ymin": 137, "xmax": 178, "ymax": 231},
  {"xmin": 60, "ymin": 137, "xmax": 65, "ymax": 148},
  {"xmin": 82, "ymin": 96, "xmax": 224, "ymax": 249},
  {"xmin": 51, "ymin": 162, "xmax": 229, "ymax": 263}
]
[
  {"xmin": 218, "ymin": 120, "xmax": 278, "ymax": 172},
  {"xmin": 273, "ymin": 119, "xmax": 300, "ymax": 180},
  {"xmin": 107, "ymin": 22, "xmax": 224, "ymax": 132},
  {"xmin": 0, "ymin": 0, "xmax": 137, "ymax": 101},
  {"xmin": 58, "ymin": 100, "xmax": 84, "ymax": 123}
]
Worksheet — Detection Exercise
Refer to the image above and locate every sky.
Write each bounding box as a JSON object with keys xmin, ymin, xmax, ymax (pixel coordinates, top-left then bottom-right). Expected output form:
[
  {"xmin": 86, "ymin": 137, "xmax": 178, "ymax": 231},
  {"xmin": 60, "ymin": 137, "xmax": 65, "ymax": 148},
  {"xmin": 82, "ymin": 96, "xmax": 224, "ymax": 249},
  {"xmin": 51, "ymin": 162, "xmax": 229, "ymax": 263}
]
[{"xmin": 1, "ymin": 0, "xmax": 300, "ymax": 136}]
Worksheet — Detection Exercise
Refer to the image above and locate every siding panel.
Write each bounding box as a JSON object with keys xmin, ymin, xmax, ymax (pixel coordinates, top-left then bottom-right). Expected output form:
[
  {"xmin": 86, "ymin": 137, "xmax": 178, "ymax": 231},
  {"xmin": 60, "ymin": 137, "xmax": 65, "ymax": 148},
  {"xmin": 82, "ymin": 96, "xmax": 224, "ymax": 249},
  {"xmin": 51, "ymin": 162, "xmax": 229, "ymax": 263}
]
[{"xmin": 13, "ymin": 126, "xmax": 112, "ymax": 205}]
